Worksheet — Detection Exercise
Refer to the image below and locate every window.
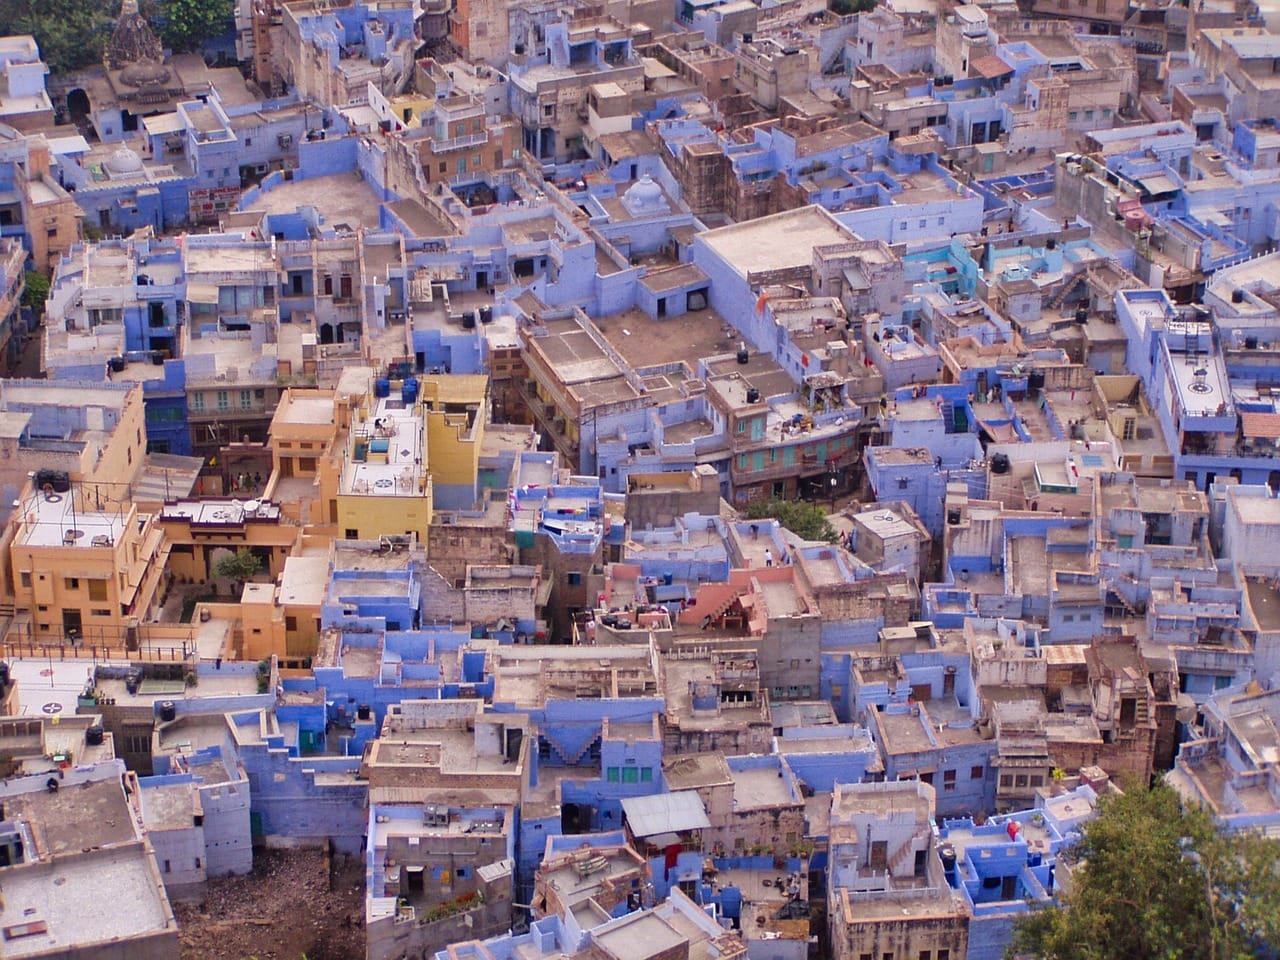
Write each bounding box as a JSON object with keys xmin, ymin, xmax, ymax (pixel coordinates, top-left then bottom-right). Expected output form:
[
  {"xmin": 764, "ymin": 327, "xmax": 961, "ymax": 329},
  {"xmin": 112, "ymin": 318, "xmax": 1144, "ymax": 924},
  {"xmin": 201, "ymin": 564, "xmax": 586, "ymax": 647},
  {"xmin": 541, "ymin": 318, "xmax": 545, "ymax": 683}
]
[
  {"xmin": 607, "ymin": 767, "xmax": 620, "ymax": 782},
  {"xmin": 191, "ymin": 392, "xmax": 205, "ymax": 412},
  {"xmin": 543, "ymin": 103, "xmax": 554, "ymax": 116},
  {"xmin": 19, "ymin": 572, "xmax": 30, "ymax": 588},
  {"xmin": 640, "ymin": 767, "xmax": 653, "ymax": 782},
  {"xmin": 622, "ymin": 767, "xmax": 639, "ymax": 783},
  {"xmin": 920, "ymin": 772, "xmax": 934, "ymax": 785},
  {"xmin": 943, "ymin": 769, "xmax": 957, "ymax": 792},
  {"xmin": 240, "ymin": 389, "xmax": 254, "ymax": 410},
  {"xmin": 1068, "ymin": 111, "xmax": 1078, "ymax": 122},
  {"xmin": 971, "ymin": 765, "xmax": 984, "ymax": 779},
  {"xmin": 938, "ymin": 951, "xmax": 950, "ymax": 960},
  {"xmin": 1015, "ymin": 774, "xmax": 1029, "ymax": 788},
  {"xmin": 1000, "ymin": 774, "xmax": 1013, "ymax": 788},
  {"xmin": 91, "ymin": 608, "xmax": 110, "ymax": 617},
  {"xmin": 216, "ymin": 390, "xmax": 230, "ymax": 411},
  {"xmin": 65, "ymin": 578, "xmax": 80, "ymax": 590},
  {"xmin": 88, "ymin": 580, "xmax": 107, "ymax": 602},
  {"xmin": 285, "ymin": 616, "xmax": 298, "ymax": 632},
  {"xmin": 567, "ymin": 572, "xmax": 582, "ymax": 586}
]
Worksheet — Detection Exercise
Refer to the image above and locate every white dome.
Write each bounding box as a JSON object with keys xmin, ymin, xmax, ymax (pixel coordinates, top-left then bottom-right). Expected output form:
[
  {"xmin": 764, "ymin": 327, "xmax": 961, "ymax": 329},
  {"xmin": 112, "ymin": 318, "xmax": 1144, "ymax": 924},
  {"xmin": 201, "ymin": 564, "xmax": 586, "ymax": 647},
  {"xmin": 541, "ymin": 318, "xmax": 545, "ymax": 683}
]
[
  {"xmin": 621, "ymin": 174, "xmax": 668, "ymax": 216},
  {"xmin": 105, "ymin": 146, "xmax": 144, "ymax": 176}
]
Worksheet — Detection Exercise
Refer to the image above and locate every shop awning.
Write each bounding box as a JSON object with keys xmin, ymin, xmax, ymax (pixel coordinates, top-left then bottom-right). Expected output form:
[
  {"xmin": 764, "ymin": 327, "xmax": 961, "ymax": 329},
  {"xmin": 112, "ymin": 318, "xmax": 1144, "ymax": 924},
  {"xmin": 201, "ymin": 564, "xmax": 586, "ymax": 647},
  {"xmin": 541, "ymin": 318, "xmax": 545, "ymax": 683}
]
[
  {"xmin": 1241, "ymin": 410, "xmax": 1280, "ymax": 440},
  {"xmin": 185, "ymin": 282, "xmax": 219, "ymax": 304}
]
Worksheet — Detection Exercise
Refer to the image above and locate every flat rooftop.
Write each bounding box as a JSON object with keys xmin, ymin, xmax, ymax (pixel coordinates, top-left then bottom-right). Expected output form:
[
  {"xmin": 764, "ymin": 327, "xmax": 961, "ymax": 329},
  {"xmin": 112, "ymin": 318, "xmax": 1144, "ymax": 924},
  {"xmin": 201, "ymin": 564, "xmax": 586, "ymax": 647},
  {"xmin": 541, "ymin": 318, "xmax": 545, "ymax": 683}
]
[
  {"xmin": 0, "ymin": 845, "xmax": 174, "ymax": 958},
  {"xmin": 240, "ymin": 170, "xmax": 383, "ymax": 230},
  {"xmin": 18, "ymin": 496, "xmax": 126, "ymax": 549},
  {"xmin": 698, "ymin": 206, "xmax": 854, "ymax": 279}
]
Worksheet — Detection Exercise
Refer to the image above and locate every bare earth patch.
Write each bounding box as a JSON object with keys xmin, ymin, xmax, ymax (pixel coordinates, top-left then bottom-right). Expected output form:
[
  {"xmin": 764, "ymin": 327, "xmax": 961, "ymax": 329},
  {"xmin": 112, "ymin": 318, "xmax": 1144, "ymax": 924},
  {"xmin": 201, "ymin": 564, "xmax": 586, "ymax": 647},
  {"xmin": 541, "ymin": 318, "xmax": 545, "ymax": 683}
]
[{"xmin": 174, "ymin": 848, "xmax": 365, "ymax": 960}]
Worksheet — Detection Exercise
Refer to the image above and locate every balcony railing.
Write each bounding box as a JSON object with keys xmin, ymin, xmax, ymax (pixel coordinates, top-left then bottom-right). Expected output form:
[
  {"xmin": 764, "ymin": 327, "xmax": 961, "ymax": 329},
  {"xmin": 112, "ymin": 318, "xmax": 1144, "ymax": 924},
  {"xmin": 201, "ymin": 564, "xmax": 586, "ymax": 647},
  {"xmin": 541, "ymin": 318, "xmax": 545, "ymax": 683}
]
[{"xmin": 430, "ymin": 131, "xmax": 490, "ymax": 154}]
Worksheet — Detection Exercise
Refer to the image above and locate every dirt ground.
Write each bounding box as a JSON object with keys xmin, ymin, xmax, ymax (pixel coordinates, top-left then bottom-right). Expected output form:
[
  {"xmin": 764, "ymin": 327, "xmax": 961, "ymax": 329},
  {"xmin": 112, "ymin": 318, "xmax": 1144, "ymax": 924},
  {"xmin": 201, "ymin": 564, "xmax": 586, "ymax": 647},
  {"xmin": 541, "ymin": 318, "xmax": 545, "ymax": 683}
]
[{"xmin": 174, "ymin": 848, "xmax": 366, "ymax": 960}]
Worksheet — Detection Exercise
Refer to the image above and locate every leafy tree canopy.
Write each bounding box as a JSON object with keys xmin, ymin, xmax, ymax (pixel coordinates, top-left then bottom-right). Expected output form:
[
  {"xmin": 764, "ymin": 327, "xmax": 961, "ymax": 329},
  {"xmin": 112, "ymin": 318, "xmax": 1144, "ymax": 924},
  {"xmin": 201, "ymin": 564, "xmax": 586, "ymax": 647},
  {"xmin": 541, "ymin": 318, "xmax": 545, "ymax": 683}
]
[
  {"xmin": 155, "ymin": 0, "xmax": 233, "ymax": 53},
  {"xmin": 1009, "ymin": 782, "xmax": 1280, "ymax": 960},
  {"xmin": 21, "ymin": 271, "xmax": 50, "ymax": 320},
  {"xmin": 829, "ymin": 0, "xmax": 877, "ymax": 15},
  {"xmin": 214, "ymin": 549, "xmax": 263, "ymax": 584},
  {"xmin": 2, "ymin": 0, "xmax": 116, "ymax": 74},
  {"xmin": 742, "ymin": 498, "xmax": 838, "ymax": 543}
]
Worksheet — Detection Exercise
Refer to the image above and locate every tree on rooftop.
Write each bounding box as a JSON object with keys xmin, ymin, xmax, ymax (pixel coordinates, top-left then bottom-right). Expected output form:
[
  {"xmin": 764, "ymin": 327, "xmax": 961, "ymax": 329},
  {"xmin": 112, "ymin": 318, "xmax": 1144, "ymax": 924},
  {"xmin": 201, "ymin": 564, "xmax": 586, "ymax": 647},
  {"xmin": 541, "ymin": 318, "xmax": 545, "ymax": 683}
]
[
  {"xmin": 742, "ymin": 498, "xmax": 838, "ymax": 543},
  {"xmin": 1007, "ymin": 781, "xmax": 1280, "ymax": 960}
]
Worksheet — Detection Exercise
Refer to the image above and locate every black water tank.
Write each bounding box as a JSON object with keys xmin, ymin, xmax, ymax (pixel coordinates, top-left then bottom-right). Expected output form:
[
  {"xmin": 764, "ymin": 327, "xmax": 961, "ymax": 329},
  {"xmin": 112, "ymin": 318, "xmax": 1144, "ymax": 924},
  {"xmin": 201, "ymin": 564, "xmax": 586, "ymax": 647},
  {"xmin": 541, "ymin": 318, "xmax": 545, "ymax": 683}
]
[
  {"xmin": 160, "ymin": 701, "xmax": 177, "ymax": 722},
  {"xmin": 948, "ymin": 508, "xmax": 962, "ymax": 525},
  {"xmin": 461, "ymin": 311, "xmax": 476, "ymax": 329},
  {"xmin": 991, "ymin": 452, "xmax": 1011, "ymax": 474},
  {"xmin": 736, "ymin": 348, "xmax": 750, "ymax": 364},
  {"xmin": 357, "ymin": 704, "xmax": 372, "ymax": 721},
  {"xmin": 108, "ymin": 356, "xmax": 127, "ymax": 372},
  {"xmin": 746, "ymin": 387, "xmax": 761, "ymax": 404},
  {"xmin": 1046, "ymin": 238, "xmax": 1056, "ymax": 250},
  {"xmin": 479, "ymin": 305, "xmax": 493, "ymax": 324},
  {"xmin": 86, "ymin": 722, "xmax": 104, "ymax": 746},
  {"xmin": 1232, "ymin": 289, "xmax": 1245, "ymax": 304},
  {"xmin": 35, "ymin": 469, "xmax": 71, "ymax": 493}
]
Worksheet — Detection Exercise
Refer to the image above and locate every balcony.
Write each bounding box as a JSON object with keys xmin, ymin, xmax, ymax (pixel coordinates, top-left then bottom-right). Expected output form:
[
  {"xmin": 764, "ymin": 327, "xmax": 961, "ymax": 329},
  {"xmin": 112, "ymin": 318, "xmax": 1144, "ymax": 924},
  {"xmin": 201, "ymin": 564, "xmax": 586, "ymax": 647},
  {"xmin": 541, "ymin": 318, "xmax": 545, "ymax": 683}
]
[{"xmin": 430, "ymin": 130, "xmax": 490, "ymax": 154}]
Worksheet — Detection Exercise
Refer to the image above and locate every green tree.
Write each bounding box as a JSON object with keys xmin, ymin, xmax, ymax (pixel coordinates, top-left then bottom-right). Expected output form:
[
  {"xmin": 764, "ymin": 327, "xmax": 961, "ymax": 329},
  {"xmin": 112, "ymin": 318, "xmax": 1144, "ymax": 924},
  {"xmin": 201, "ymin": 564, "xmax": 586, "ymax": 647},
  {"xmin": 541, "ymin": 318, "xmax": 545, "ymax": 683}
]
[
  {"xmin": 21, "ymin": 271, "xmax": 50, "ymax": 321},
  {"xmin": 2, "ymin": 0, "xmax": 116, "ymax": 74},
  {"xmin": 742, "ymin": 498, "xmax": 838, "ymax": 543},
  {"xmin": 829, "ymin": 0, "xmax": 876, "ymax": 15},
  {"xmin": 156, "ymin": 0, "xmax": 233, "ymax": 53},
  {"xmin": 213, "ymin": 549, "xmax": 262, "ymax": 585},
  {"xmin": 1009, "ymin": 782, "xmax": 1280, "ymax": 960}
]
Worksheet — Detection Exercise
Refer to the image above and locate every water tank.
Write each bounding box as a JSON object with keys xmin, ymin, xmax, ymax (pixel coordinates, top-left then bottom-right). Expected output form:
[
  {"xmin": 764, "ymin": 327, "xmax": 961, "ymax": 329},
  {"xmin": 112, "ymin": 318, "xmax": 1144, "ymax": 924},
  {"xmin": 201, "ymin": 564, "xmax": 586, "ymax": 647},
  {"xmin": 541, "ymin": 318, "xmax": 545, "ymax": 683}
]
[
  {"xmin": 108, "ymin": 356, "xmax": 127, "ymax": 373},
  {"xmin": 1232, "ymin": 289, "xmax": 1245, "ymax": 304},
  {"xmin": 462, "ymin": 311, "xmax": 477, "ymax": 329},
  {"xmin": 85, "ymin": 722, "xmax": 105, "ymax": 746},
  {"xmin": 940, "ymin": 846, "xmax": 957, "ymax": 883},
  {"xmin": 991, "ymin": 452, "xmax": 1011, "ymax": 474},
  {"xmin": 1045, "ymin": 238, "xmax": 1056, "ymax": 250},
  {"xmin": 357, "ymin": 704, "xmax": 372, "ymax": 721},
  {"xmin": 151, "ymin": 351, "xmax": 165, "ymax": 365},
  {"xmin": 374, "ymin": 378, "xmax": 391, "ymax": 399},
  {"xmin": 947, "ymin": 508, "xmax": 962, "ymax": 525},
  {"xmin": 479, "ymin": 305, "xmax": 493, "ymax": 324},
  {"xmin": 1027, "ymin": 370, "xmax": 1045, "ymax": 398},
  {"xmin": 160, "ymin": 700, "xmax": 177, "ymax": 722},
  {"xmin": 35, "ymin": 470, "xmax": 71, "ymax": 493},
  {"xmin": 736, "ymin": 348, "xmax": 750, "ymax": 364},
  {"xmin": 746, "ymin": 387, "xmax": 761, "ymax": 404},
  {"xmin": 663, "ymin": 572, "xmax": 674, "ymax": 586},
  {"xmin": 401, "ymin": 377, "xmax": 419, "ymax": 405}
]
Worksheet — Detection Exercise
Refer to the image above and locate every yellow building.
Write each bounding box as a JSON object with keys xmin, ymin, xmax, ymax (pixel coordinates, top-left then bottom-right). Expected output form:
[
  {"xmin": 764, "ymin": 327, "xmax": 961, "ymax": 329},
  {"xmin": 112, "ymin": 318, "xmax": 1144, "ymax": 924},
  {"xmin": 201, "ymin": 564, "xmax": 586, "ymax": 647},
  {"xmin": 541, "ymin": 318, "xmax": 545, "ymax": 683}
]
[
  {"xmin": 9, "ymin": 484, "xmax": 169, "ymax": 646},
  {"xmin": 336, "ymin": 377, "xmax": 434, "ymax": 542},
  {"xmin": 420, "ymin": 373, "xmax": 487, "ymax": 509}
]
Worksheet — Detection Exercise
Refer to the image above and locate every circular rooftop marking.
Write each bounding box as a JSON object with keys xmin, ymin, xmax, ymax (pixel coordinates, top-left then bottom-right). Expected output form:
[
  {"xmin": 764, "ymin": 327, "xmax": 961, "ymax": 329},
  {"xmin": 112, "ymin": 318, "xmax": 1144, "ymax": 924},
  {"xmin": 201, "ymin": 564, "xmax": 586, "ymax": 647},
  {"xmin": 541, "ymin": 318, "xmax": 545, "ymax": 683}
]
[{"xmin": 41, "ymin": 703, "xmax": 63, "ymax": 714}]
